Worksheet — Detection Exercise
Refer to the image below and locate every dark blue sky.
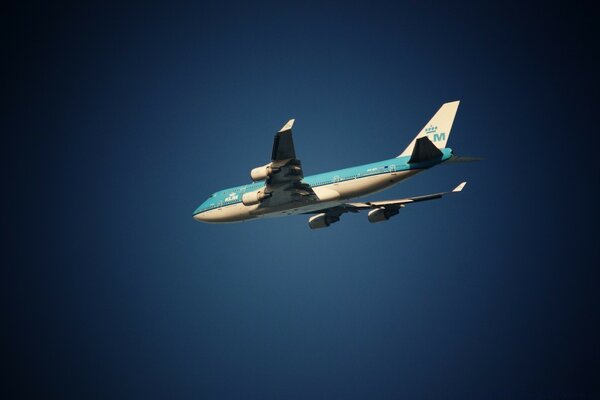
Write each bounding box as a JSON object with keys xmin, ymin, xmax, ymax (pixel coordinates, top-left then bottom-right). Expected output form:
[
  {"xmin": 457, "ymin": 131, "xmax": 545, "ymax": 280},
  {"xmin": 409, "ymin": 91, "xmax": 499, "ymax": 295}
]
[{"xmin": 3, "ymin": 2, "xmax": 598, "ymax": 398}]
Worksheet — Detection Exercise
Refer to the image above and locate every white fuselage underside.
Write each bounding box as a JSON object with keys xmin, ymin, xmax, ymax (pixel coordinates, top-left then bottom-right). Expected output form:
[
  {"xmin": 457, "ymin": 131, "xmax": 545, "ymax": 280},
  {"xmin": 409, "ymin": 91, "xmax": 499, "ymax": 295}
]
[{"xmin": 194, "ymin": 169, "xmax": 421, "ymax": 223}]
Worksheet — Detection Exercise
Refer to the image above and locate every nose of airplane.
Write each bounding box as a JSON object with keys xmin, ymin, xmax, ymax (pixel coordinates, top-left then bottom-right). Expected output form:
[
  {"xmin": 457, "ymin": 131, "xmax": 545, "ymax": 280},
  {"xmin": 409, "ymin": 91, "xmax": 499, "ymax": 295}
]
[
  {"xmin": 193, "ymin": 199, "xmax": 212, "ymax": 222},
  {"xmin": 193, "ymin": 210, "xmax": 224, "ymax": 223},
  {"xmin": 193, "ymin": 212, "xmax": 207, "ymax": 222}
]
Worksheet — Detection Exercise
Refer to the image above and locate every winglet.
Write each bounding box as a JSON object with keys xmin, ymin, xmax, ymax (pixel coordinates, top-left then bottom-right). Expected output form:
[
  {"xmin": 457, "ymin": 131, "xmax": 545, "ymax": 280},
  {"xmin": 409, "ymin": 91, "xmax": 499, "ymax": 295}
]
[
  {"xmin": 452, "ymin": 182, "xmax": 467, "ymax": 192},
  {"xmin": 279, "ymin": 119, "xmax": 295, "ymax": 133}
]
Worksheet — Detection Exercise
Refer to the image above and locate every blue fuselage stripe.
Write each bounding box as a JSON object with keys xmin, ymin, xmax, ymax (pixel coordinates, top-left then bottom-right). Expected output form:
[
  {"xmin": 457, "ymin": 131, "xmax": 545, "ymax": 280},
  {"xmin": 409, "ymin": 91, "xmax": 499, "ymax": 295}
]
[{"xmin": 193, "ymin": 150, "xmax": 452, "ymax": 215}]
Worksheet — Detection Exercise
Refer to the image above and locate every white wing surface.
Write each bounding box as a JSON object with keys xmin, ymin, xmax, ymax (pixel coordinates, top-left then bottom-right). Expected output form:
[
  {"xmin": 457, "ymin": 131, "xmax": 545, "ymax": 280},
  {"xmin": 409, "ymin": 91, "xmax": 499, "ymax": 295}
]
[{"xmin": 310, "ymin": 182, "xmax": 467, "ymax": 219}]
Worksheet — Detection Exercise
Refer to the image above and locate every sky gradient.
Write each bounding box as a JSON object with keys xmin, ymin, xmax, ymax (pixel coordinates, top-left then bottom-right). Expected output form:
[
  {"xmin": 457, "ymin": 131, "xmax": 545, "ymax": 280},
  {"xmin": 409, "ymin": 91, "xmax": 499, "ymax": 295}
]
[{"xmin": 3, "ymin": 2, "xmax": 599, "ymax": 399}]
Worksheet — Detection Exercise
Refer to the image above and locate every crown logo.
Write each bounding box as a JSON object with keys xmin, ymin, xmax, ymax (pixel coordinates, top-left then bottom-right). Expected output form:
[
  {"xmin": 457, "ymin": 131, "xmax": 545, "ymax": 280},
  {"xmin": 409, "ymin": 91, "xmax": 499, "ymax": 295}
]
[{"xmin": 425, "ymin": 125, "xmax": 437, "ymax": 134}]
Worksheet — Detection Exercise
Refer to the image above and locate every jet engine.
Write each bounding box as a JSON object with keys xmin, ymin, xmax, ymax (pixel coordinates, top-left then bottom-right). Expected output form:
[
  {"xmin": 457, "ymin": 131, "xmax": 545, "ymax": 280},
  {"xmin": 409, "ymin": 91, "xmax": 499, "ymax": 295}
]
[
  {"xmin": 242, "ymin": 190, "xmax": 272, "ymax": 206},
  {"xmin": 367, "ymin": 208, "xmax": 399, "ymax": 223},
  {"xmin": 308, "ymin": 213, "xmax": 340, "ymax": 229},
  {"xmin": 250, "ymin": 163, "xmax": 280, "ymax": 182}
]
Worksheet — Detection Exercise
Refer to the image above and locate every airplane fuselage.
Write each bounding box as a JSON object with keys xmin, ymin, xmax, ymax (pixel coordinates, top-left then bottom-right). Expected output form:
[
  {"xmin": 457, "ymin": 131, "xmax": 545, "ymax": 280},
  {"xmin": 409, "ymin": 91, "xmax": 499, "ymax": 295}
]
[{"xmin": 193, "ymin": 148, "xmax": 453, "ymax": 223}]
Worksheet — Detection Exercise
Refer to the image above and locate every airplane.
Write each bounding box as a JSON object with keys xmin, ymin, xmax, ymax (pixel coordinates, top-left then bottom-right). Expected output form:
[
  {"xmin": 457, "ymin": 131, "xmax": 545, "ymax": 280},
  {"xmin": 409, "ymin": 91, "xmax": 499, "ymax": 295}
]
[{"xmin": 193, "ymin": 101, "xmax": 477, "ymax": 229}]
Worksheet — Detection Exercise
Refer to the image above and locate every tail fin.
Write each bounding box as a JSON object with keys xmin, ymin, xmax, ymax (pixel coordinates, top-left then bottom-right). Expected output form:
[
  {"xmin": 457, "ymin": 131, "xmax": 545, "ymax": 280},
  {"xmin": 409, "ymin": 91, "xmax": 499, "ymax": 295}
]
[{"xmin": 398, "ymin": 101, "xmax": 460, "ymax": 158}]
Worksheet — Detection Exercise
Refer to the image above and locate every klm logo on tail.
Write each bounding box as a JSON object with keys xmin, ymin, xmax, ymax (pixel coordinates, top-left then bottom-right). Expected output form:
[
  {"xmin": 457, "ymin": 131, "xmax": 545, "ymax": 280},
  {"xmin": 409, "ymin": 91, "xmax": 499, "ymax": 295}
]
[{"xmin": 426, "ymin": 125, "xmax": 446, "ymax": 143}]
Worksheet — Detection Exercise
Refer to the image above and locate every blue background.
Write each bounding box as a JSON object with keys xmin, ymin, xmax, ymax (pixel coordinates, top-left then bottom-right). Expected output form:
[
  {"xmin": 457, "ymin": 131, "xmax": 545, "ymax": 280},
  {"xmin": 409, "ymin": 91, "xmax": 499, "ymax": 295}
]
[{"xmin": 3, "ymin": 1, "xmax": 598, "ymax": 398}]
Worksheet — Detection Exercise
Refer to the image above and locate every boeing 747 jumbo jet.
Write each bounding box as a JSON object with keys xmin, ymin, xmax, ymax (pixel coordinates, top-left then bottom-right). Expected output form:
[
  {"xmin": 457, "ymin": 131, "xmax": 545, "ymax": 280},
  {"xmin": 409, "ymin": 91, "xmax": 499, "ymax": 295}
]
[{"xmin": 193, "ymin": 101, "xmax": 477, "ymax": 229}]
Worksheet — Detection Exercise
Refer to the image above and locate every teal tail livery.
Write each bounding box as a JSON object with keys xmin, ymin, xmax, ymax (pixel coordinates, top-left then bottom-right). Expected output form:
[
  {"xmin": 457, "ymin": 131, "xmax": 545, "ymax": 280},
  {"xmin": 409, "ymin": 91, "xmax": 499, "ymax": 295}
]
[{"xmin": 193, "ymin": 101, "xmax": 479, "ymax": 229}]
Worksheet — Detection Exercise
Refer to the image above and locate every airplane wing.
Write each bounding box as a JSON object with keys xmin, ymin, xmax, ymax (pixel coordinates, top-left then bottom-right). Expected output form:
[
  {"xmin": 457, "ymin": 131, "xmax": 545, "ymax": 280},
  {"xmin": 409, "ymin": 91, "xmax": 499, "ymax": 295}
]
[
  {"xmin": 309, "ymin": 182, "xmax": 467, "ymax": 220},
  {"xmin": 261, "ymin": 120, "xmax": 318, "ymax": 206}
]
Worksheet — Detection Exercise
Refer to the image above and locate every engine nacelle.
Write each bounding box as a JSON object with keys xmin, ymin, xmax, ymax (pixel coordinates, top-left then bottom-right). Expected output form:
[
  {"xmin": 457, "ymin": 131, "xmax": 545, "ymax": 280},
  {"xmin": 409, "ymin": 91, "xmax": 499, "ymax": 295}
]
[
  {"xmin": 250, "ymin": 163, "xmax": 280, "ymax": 182},
  {"xmin": 367, "ymin": 208, "xmax": 399, "ymax": 223},
  {"xmin": 242, "ymin": 190, "xmax": 271, "ymax": 206},
  {"xmin": 308, "ymin": 213, "xmax": 340, "ymax": 229}
]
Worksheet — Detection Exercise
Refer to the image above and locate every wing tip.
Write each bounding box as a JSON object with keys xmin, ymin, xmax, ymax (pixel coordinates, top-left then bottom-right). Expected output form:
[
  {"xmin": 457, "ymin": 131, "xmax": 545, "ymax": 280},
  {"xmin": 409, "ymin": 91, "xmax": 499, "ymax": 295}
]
[
  {"xmin": 279, "ymin": 119, "xmax": 295, "ymax": 132},
  {"xmin": 452, "ymin": 182, "xmax": 467, "ymax": 192}
]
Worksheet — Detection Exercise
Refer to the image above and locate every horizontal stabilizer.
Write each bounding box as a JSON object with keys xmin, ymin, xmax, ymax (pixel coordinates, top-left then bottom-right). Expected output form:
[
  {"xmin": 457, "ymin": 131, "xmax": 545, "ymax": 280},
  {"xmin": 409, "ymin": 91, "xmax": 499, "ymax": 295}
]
[
  {"xmin": 408, "ymin": 136, "xmax": 443, "ymax": 163},
  {"xmin": 445, "ymin": 155, "xmax": 484, "ymax": 164}
]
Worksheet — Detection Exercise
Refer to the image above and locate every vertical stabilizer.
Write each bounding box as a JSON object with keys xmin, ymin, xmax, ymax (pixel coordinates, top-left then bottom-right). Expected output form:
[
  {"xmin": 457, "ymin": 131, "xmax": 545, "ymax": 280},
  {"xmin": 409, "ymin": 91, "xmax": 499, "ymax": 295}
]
[{"xmin": 398, "ymin": 101, "xmax": 460, "ymax": 157}]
